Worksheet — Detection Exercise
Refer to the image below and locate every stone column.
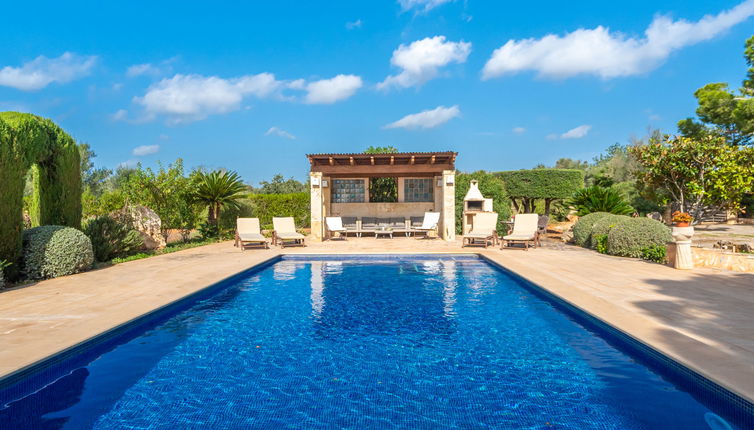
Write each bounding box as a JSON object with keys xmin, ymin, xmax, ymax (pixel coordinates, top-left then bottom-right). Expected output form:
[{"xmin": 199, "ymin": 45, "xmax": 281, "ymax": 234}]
[
  {"xmin": 441, "ymin": 170, "xmax": 456, "ymax": 241},
  {"xmin": 671, "ymin": 226, "xmax": 695, "ymax": 269},
  {"xmin": 310, "ymin": 172, "xmax": 324, "ymax": 241}
]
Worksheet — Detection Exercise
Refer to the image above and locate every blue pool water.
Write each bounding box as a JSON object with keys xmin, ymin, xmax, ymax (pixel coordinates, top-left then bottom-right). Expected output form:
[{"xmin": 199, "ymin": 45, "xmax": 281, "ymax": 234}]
[{"xmin": 0, "ymin": 256, "xmax": 750, "ymax": 429}]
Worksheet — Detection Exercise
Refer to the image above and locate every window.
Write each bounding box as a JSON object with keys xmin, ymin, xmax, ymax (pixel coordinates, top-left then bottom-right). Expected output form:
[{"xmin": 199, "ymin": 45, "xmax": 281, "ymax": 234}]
[
  {"xmin": 332, "ymin": 179, "xmax": 366, "ymax": 203},
  {"xmin": 404, "ymin": 178, "xmax": 433, "ymax": 202}
]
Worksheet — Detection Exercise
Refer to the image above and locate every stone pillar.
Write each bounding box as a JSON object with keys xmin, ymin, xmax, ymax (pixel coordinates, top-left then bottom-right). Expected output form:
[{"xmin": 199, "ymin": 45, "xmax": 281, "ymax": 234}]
[
  {"xmin": 441, "ymin": 170, "xmax": 456, "ymax": 241},
  {"xmin": 310, "ymin": 172, "xmax": 324, "ymax": 241},
  {"xmin": 671, "ymin": 226, "xmax": 695, "ymax": 269}
]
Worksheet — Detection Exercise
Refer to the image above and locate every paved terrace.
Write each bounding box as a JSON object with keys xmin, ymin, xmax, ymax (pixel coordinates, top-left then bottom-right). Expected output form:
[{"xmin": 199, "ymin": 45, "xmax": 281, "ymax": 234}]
[{"xmin": 1, "ymin": 237, "xmax": 753, "ymax": 404}]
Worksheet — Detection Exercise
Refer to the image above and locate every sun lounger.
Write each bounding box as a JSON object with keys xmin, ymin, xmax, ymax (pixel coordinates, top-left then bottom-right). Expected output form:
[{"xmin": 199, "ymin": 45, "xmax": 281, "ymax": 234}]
[
  {"xmin": 462, "ymin": 212, "xmax": 499, "ymax": 248},
  {"xmin": 235, "ymin": 218, "xmax": 268, "ymax": 249},
  {"xmin": 502, "ymin": 213, "xmax": 539, "ymax": 250},
  {"xmin": 412, "ymin": 212, "xmax": 441, "ymax": 239},
  {"xmin": 326, "ymin": 217, "xmax": 348, "ymax": 240},
  {"xmin": 272, "ymin": 217, "xmax": 306, "ymax": 248}
]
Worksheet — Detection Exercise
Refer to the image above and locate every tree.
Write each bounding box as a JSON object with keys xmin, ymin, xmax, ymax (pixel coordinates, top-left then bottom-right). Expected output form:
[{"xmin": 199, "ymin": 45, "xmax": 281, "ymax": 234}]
[
  {"xmin": 678, "ymin": 36, "xmax": 754, "ymax": 145},
  {"xmin": 364, "ymin": 146, "xmax": 398, "ymax": 202},
  {"xmin": 497, "ymin": 169, "xmax": 584, "ymax": 215},
  {"xmin": 191, "ymin": 169, "xmax": 247, "ymax": 229},
  {"xmin": 255, "ymin": 174, "xmax": 307, "ymax": 194},
  {"xmin": 121, "ymin": 159, "xmax": 195, "ymax": 241},
  {"xmin": 630, "ymin": 135, "xmax": 754, "ymax": 222},
  {"xmin": 553, "ymin": 158, "xmax": 589, "ymax": 170},
  {"xmin": 79, "ymin": 143, "xmax": 112, "ymax": 195}
]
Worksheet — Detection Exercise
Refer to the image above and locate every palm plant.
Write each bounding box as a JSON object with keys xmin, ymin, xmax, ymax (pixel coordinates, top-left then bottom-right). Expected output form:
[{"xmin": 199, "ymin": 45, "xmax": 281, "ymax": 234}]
[
  {"xmin": 192, "ymin": 170, "xmax": 247, "ymax": 228},
  {"xmin": 569, "ymin": 186, "xmax": 634, "ymax": 216}
]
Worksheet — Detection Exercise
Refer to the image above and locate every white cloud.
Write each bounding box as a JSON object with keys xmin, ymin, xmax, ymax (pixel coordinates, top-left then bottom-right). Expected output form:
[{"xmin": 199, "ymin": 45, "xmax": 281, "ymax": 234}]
[
  {"xmin": 132, "ymin": 144, "xmax": 160, "ymax": 156},
  {"xmin": 512, "ymin": 126, "xmax": 526, "ymax": 134},
  {"xmin": 482, "ymin": 1, "xmax": 754, "ymax": 80},
  {"xmin": 265, "ymin": 126, "xmax": 296, "ymax": 140},
  {"xmin": 0, "ymin": 52, "xmax": 96, "ymax": 90},
  {"xmin": 304, "ymin": 74, "xmax": 363, "ymax": 104},
  {"xmin": 127, "ymin": 63, "xmax": 161, "ymax": 77},
  {"xmin": 134, "ymin": 73, "xmax": 285, "ymax": 123},
  {"xmin": 560, "ymin": 125, "xmax": 592, "ymax": 139},
  {"xmin": 378, "ymin": 36, "xmax": 471, "ymax": 90},
  {"xmin": 384, "ymin": 105, "xmax": 460, "ymax": 130},
  {"xmin": 111, "ymin": 109, "xmax": 128, "ymax": 121},
  {"xmin": 398, "ymin": 0, "xmax": 453, "ymax": 13},
  {"xmin": 346, "ymin": 19, "xmax": 362, "ymax": 30}
]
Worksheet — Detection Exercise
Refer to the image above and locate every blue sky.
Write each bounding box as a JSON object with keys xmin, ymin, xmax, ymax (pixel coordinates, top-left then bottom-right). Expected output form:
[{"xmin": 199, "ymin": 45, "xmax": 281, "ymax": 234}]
[{"xmin": 1, "ymin": 0, "xmax": 753, "ymax": 184}]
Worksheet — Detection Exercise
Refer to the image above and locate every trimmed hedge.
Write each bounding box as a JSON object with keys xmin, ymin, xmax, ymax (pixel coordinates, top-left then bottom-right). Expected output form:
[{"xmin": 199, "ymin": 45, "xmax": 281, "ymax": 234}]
[
  {"xmin": 455, "ymin": 171, "xmax": 511, "ymax": 234},
  {"xmin": 22, "ymin": 226, "xmax": 94, "ymax": 280},
  {"xmin": 572, "ymin": 212, "xmax": 612, "ymax": 247},
  {"xmin": 589, "ymin": 214, "xmax": 630, "ymax": 249},
  {"xmin": 219, "ymin": 193, "xmax": 310, "ymax": 231},
  {"xmin": 497, "ymin": 169, "xmax": 584, "ymax": 214},
  {"xmin": 0, "ymin": 260, "xmax": 9, "ymax": 288},
  {"xmin": 0, "ymin": 112, "xmax": 81, "ymax": 280},
  {"xmin": 607, "ymin": 218, "xmax": 672, "ymax": 258}
]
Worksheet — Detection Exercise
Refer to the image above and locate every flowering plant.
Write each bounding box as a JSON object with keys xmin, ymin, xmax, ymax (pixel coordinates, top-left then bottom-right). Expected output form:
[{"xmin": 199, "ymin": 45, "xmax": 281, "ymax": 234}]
[{"xmin": 671, "ymin": 211, "xmax": 693, "ymax": 223}]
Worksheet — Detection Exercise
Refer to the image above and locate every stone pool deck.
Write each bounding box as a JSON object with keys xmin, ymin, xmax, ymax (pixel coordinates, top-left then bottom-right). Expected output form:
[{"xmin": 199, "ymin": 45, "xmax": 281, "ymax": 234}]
[{"xmin": 1, "ymin": 237, "xmax": 753, "ymax": 404}]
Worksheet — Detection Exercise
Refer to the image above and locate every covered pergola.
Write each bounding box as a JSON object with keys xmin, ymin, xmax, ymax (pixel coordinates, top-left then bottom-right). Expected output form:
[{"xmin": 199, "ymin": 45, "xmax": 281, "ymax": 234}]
[{"xmin": 307, "ymin": 152, "xmax": 457, "ymax": 241}]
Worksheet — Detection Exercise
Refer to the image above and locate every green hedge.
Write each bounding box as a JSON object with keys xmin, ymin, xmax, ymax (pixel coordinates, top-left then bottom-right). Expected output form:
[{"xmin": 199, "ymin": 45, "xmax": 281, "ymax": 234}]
[
  {"xmin": 0, "ymin": 112, "xmax": 81, "ymax": 280},
  {"xmin": 455, "ymin": 171, "xmax": 511, "ymax": 234},
  {"xmin": 219, "ymin": 193, "xmax": 310, "ymax": 231},
  {"xmin": 497, "ymin": 169, "xmax": 583, "ymax": 214},
  {"xmin": 22, "ymin": 226, "xmax": 93, "ymax": 280},
  {"xmin": 607, "ymin": 218, "xmax": 672, "ymax": 258},
  {"xmin": 589, "ymin": 214, "xmax": 630, "ymax": 249},
  {"xmin": 572, "ymin": 212, "xmax": 612, "ymax": 247}
]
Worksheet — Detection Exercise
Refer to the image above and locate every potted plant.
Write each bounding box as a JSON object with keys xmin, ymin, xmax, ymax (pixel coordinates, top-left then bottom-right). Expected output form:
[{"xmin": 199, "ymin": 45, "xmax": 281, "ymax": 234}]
[{"xmin": 671, "ymin": 211, "xmax": 693, "ymax": 227}]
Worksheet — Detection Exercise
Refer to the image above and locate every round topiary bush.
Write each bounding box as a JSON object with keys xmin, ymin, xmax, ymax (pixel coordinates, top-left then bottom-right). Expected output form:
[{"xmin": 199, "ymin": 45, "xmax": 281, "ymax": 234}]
[
  {"xmin": 589, "ymin": 214, "xmax": 631, "ymax": 249},
  {"xmin": 607, "ymin": 218, "xmax": 672, "ymax": 258},
  {"xmin": 22, "ymin": 226, "xmax": 94, "ymax": 280},
  {"xmin": 572, "ymin": 212, "xmax": 612, "ymax": 247}
]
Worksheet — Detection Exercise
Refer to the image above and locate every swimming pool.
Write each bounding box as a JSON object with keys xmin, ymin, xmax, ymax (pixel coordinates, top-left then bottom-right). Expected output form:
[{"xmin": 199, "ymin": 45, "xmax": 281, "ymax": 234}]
[{"xmin": 0, "ymin": 255, "xmax": 751, "ymax": 429}]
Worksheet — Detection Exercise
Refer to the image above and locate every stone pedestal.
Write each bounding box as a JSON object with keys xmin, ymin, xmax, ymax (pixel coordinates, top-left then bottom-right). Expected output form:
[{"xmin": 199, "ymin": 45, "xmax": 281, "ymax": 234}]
[{"xmin": 671, "ymin": 226, "xmax": 695, "ymax": 270}]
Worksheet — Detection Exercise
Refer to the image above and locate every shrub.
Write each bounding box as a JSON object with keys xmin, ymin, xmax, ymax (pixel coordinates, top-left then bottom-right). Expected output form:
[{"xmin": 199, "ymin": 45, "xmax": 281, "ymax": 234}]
[
  {"xmin": 641, "ymin": 245, "xmax": 667, "ymax": 264},
  {"xmin": 22, "ymin": 226, "xmax": 94, "ymax": 280},
  {"xmin": 83, "ymin": 216, "xmax": 144, "ymax": 262},
  {"xmin": 594, "ymin": 234, "xmax": 609, "ymax": 254},
  {"xmin": 0, "ymin": 260, "xmax": 10, "ymax": 289},
  {"xmin": 572, "ymin": 212, "xmax": 612, "ymax": 247},
  {"xmin": 246, "ymin": 193, "xmax": 310, "ymax": 230},
  {"xmin": 607, "ymin": 218, "xmax": 673, "ymax": 258},
  {"xmin": 569, "ymin": 186, "xmax": 634, "ymax": 216},
  {"xmin": 455, "ymin": 171, "xmax": 511, "ymax": 234},
  {"xmin": 497, "ymin": 169, "xmax": 584, "ymax": 214},
  {"xmin": 589, "ymin": 214, "xmax": 630, "ymax": 249}
]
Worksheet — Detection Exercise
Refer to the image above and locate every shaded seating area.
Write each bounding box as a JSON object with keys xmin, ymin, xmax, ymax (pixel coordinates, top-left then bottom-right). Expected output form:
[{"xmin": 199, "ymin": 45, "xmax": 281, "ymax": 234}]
[
  {"xmin": 272, "ymin": 217, "xmax": 306, "ymax": 248},
  {"xmin": 307, "ymin": 152, "xmax": 457, "ymax": 242},
  {"xmin": 502, "ymin": 214, "xmax": 539, "ymax": 250}
]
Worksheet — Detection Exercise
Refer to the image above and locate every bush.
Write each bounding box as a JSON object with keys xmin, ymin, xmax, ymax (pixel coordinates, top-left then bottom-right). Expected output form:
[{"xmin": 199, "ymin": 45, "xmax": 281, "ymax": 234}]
[
  {"xmin": 83, "ymin": 216, "xmax": 144, "ymax": 262},
  {"xmin": 607, "ymin": 218, "xmax": 672, "ymax": 258},
  {"xmin": 589, "ymin": 214, "xmax": 630, "ymax": 249},
  {"xmin": 569, "ymin": 186, "xmax": 634, "ymax": 216},
  {"xmin": 594, "ymin": 234, "xmax": 609, "ymax": 254},
  {"xmin": 641, "ymin": 245, "xmax": 667, "ymax": 264},
  {"xmin": 455, "ymin": 171, "xmax": 511, "ymax": 234},
  {"xmin": 22, "ymin": 226, "xmax": 94, "ymax": 280},
  {"xmin": 572, "ymin": 212, "xmax": 612, "ymax": 247},
  {"xmin": 0, "ymin": 260, "xmax": 10, "ymax": 289},
  {"xmin": 247, "ymin": 193, "xmax": 310, "ymax": 230}
]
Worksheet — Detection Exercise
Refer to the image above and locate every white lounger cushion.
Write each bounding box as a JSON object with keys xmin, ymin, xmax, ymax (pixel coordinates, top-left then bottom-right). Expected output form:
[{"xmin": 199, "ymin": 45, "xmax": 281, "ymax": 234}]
[
  {"xmin": 503, "ymin": 213, "xmax": 538, "ymax": 240},
  {"xmin": 276, "ymin": 231, "xmax": 305, "ymax": 239},
  {"xmin": 466, "ymin": 212, "xmax": 498, "ymax": 236},
  {"xmin": 326, "ymin": 217, "xmax": 347, "ymax": 232},
  {"xmin": 415, "ymin": 212, "xmax": 440, "ymax": 231},
  {"xmin": 237, "ymin": 218, "xmax": 266, "ymax": 243}
]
